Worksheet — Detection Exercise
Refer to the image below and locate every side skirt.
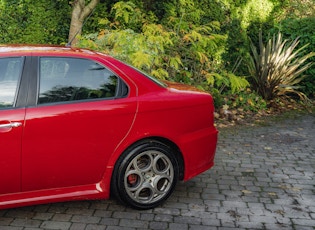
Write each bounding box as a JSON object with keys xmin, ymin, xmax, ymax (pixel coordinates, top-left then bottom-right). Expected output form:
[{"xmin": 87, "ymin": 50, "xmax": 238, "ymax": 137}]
[{"xmin": 0, "ymin": 183, "xmax": 108, "ymax": 210}]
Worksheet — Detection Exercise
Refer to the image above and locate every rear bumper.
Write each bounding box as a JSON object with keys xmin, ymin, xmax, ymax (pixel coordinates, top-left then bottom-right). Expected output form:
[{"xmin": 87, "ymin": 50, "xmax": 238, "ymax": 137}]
[{"xmin": 178, "ymin": 126, "xmax": 218, "ymax": 181}]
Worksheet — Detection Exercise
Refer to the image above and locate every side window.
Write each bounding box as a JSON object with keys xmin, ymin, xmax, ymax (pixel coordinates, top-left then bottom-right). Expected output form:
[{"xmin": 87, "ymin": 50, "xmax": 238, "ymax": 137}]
[
  {"xmin": 0, "ymin": 57, "xmax": 23, "ymax": 108},
  {"xmin": 38, "ymin": 57, "xmax": 121, "ymax": 104}
]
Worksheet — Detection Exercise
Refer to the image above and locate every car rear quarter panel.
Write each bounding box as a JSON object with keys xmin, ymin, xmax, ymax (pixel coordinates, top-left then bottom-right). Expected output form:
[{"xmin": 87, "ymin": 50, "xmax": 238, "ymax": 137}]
[{"xmin": 114, "ymin": 88, "xmax": 218, "ymax": 181}]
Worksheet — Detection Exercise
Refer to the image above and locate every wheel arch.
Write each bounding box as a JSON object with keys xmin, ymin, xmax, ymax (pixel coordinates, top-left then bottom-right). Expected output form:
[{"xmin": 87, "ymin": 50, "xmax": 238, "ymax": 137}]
[{"xmin": 110, "ymin": 136, "xmax": 185, "ymax": 185}]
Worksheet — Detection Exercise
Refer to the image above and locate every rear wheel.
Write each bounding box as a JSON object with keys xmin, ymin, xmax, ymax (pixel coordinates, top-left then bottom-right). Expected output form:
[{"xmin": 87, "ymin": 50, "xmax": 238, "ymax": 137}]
[{"xmin": 111, "ymin": 140, "xmax": 179, "ymax": 209}]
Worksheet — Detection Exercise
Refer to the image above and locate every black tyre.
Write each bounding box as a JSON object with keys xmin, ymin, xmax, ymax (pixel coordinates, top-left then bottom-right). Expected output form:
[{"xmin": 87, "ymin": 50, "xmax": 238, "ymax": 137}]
[{"xmin": 111, "ymin": 140, "xmax": 179, "ymax": 209}]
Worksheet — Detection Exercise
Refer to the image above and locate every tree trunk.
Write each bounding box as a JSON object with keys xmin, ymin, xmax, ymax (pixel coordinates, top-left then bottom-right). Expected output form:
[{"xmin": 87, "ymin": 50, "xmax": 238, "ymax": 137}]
[{"xmin": 68, "ymin": 0, "xmax": 100, "ymax": 46}]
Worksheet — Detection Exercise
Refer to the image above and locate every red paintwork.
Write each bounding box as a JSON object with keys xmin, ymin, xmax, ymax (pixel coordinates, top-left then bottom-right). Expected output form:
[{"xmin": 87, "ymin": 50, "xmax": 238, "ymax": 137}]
[{"xmin": 0, "ymin": 45, "xmax": 218, "ymax": 209}]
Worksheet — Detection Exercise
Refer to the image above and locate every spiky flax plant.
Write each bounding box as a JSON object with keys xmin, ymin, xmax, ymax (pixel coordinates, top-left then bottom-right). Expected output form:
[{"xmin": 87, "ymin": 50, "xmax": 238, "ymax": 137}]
[{"xmin": 248, "ymin": 32, "xmax": 314, "ymax": 101}]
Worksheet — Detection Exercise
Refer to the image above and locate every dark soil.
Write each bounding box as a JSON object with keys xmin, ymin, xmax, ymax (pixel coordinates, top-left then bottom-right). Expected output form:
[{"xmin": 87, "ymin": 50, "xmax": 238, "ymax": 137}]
[{"xmin": 215, "ymin": 98, "xmax": 315, "ymax": 128}]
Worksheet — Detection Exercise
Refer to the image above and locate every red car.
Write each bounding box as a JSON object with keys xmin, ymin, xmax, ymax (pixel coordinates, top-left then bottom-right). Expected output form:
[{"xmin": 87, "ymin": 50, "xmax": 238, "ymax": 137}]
[{"xmin": 0, "ymin": 45, "xmax": 218, "ymax": 209}]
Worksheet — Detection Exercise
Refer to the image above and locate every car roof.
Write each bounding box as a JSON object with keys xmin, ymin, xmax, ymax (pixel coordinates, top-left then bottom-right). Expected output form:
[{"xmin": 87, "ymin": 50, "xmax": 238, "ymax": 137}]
[{"xmin": 0, "ymin": 44, "xmax": 101, "ymax": 56}]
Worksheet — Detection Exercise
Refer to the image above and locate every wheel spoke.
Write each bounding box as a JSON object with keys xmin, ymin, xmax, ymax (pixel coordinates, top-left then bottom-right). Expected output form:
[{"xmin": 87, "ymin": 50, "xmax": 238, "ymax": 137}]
[
  {"xmin": 152, "ymin": 175, "xmax": 172, "ymax": 194},
  {"xmin": 153, "ymin": 155, "xmax": 171, "ymax": 174},
  {"xmin": 134, "ymin": 182, "xmax": 154, "ymax": 202}
]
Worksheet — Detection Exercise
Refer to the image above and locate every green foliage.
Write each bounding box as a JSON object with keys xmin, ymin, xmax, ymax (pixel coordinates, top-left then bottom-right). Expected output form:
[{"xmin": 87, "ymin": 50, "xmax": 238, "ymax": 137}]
[
  {"xmin": 221, "ymin": 0, "xmax": 279, "ymax": 75},
  {"xmin": 0, "ymin": 0, "xmax": 70, "ymax": 44},
  {"xmin": 79, "ymin": 0, "xmax": 248, "ymax": 96},
  {"xmin": 1, "ymin": 0, "xmax": 313, "ymax": 111},
  {"xmin": 272, "ymin": 0, "xmax": 315, "ymax": 20},
  {"xmin": 110, "ymin": 1, "xmax": 143, "ymax": 31},
  {"xmin": 84, "ymin": 23, "xmax": 174, "ymax": 79},
  {"xmin": 235, "ymin": 0, "xmax": 274, "ymax": 29},
  {"xmin": 195, "ymin": 0, "xmax": 226, "ymax": 25},
  {"xmin": 206, "ymin": 70, "xmax": 249, "ymax": 94},
  {"xmin": 209, "ymin": 88, "xmax": 223, "ymax": 109},
  {"xmin": 80, "ymin": 3, "xmax": 110, "ymax": 35},
  {"xmin": 112, "ymin": 1, "xmax": 135, "ymax": 24},
  {"xmin": 225, "ymin": 88, "xmax": 267, "ymax": 112},
  {"xmin": 248, "ymin": 31, "xmax": 315, "ymax": 101}
]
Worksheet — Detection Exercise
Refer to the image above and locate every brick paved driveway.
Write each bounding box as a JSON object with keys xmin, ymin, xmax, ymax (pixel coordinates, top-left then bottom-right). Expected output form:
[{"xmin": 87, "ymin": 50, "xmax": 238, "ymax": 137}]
[{"xmin": 1, "ymin": 113, "xmax": 314, "ymax": 230}]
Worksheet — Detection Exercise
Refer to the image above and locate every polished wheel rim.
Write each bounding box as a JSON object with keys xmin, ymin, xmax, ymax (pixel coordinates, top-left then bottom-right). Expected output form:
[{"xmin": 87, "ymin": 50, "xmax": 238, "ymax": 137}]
[{"xmin": 124, "ymin": 150, "xmax": 174, "ymax": 204}]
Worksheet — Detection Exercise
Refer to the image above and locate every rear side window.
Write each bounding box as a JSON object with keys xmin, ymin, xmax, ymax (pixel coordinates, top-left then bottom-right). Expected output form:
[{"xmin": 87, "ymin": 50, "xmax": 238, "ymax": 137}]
[
  {"xmin": 0, "ymin": 57, "xmax": 23, "ymax": 108},
  {"xmin": 38, "ymin": 57, "xmax": 125, "ymax": 104}
]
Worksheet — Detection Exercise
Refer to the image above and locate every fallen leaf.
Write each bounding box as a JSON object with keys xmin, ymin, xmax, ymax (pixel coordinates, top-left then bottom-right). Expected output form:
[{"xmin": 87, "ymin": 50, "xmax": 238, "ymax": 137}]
[
  {"xmin": 290, "ymin": 187, "xmax": 301, "ymax": 192},
  {"xmin": 242, "ymin": 190, "xmax": 252, "ymax": 194},
  {"xmin": 274, "ymin": 210, "xmax": 285, "ymax": 215}
]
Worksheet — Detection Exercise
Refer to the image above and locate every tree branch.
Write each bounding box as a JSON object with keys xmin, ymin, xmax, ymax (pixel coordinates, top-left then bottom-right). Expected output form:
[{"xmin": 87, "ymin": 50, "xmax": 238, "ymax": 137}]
[{"xmin": 80, "ymin": 0, "xmax": 100, "ymax": 21}]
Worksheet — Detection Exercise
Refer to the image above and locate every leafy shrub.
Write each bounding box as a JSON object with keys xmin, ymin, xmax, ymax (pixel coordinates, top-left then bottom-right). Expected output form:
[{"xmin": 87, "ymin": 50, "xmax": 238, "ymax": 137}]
[
  {"xmin": 248, "ymin": 31, "xmax": 314, "ymax": 101},
  {"xmin": 225, "ymin": 88, "xmax": 267, "ymax": 112},
  {"xmin": 79, "ymin": 0, "xmax": 249, "ymax": 96},
  {"xmin": 0, "ymin": 0, "xmax": 70, "ymax": 44}
]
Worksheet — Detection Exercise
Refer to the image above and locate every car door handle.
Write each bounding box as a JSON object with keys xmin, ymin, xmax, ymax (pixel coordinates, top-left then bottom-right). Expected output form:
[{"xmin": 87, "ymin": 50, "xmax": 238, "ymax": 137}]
[{"xmin": 0, "ymin": 122, "xmax": 22, "ymax": 129}]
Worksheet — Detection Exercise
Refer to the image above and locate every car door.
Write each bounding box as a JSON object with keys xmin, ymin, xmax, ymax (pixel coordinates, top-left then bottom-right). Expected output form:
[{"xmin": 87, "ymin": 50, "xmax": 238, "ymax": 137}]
[
  {"xmin": 21, "ymin": 56, "xmax": 137, "ymax": 192},
  {"xmin": 0, "ymin": 57, "xmax": 25, "ymax": 194}
]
